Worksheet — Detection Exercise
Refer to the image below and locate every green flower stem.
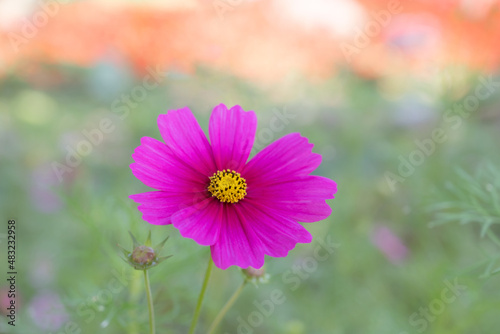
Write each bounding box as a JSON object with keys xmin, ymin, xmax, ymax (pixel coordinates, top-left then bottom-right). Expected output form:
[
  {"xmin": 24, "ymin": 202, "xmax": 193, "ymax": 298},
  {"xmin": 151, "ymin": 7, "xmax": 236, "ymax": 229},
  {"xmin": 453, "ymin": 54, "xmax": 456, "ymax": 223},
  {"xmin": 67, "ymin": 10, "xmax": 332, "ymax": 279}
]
[
  {"xmin": 144, "ymin": 270, "xmax": 155, "ymax": 334},
  {"xmin": 189, "ymin": 256, "xmax": 214, "ymax": 334},
  {"xmin": 128, "ymin": 270, "xmax": 142, "ymax": 334},
  {"xmin": 207, "ymin": 280, "xmax": 247, "ymax": 334}
]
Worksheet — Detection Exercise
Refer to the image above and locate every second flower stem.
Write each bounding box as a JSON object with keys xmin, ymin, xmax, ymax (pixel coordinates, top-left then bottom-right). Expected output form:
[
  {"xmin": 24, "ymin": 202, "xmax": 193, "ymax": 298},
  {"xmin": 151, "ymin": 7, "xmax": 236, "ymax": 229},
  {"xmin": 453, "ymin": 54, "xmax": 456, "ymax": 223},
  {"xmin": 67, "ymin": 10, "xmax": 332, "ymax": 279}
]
[
  {"xmin": 188, "ymin": 256, "xmax": 214, "ymax": 334},
  {"xmin": 144, "ymin": 270, "xmax": 155, "ymax": 334},
  {"xmin": 207, "ymin": 280, "xmax": 247, "ymax": 334}
]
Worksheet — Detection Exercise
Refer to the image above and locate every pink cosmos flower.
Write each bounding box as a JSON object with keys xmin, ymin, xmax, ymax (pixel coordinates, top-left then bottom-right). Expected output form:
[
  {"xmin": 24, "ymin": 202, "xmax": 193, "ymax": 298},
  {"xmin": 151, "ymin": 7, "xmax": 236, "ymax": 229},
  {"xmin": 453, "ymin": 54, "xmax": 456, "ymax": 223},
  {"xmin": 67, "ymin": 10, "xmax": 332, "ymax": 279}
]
[{"xmin": 130, "ymin": 104, "xmax": 337, "ymax": 269}]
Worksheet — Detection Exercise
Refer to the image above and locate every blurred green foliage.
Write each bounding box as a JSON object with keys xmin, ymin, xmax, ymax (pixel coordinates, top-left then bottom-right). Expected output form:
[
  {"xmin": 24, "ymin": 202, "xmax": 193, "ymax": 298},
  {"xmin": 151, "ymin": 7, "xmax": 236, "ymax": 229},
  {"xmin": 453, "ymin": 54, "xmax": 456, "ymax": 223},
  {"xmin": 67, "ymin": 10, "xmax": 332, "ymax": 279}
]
[{"xmin": 1, "ymin": 65, "xmax": 500, "ymax": 334}]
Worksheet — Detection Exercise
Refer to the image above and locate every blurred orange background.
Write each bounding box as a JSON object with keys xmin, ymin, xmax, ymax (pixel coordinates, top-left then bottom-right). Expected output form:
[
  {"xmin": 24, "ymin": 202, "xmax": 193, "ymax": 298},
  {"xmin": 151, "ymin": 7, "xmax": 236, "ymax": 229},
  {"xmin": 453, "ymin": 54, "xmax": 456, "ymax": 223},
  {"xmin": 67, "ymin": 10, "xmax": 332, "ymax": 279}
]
[{"xmin": 1, "ymin": 0, "xmax": 499, "ymax": 85}]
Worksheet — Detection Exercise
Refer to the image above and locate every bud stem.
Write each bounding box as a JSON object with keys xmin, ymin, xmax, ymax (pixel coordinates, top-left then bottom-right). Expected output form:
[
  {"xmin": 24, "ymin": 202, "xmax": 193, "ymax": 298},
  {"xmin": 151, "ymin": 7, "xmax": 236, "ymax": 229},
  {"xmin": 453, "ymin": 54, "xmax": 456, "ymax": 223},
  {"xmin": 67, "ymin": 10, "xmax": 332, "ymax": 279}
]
[
  {"xmin": 144, "ymin": 270, "xmax": 155, "ymax": 334},
  {"xmin": 188, "ymin": 256, "xmax": 214, "ymax": 334},
  {"xmin": 207, "ymin": 280, "xmax": 247, "ymax": 334}
]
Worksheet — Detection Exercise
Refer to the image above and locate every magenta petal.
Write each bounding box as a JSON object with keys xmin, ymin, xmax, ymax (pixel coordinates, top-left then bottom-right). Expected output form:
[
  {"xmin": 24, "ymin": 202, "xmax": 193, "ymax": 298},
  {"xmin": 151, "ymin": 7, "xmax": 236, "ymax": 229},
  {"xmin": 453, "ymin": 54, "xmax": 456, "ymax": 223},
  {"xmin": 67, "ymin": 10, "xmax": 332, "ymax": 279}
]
[
  {"xmin": 246, "ymin": 176, "xmax": 337, "ymax": 222},
  {"xmin": 209, "ymin": 104, "xmax": 257, "ymax": 171},
  {"xmin": 239, "ymin": 201, "xmax": 312, "ymax": 257},
  {"xmin": 157, "ymin": 107, "xmax": 217, "ymax": 176},
  {"xmin": 242, "ymin": 133, "xmax": 322, "ymax": 187},
  {"xmin": 171, "ymin": 198, "xmax": 222, "ymax": 246},
  {"xmin": 131, "ymin": 137, "xmax": 207, "ymax": 192},
  {"xmin": 129, "ymin": 191, "xmax": 206, "ymax": 225},
  {"xmin": 210, "ymin": 205, "xmax": 265, "ymax": 269}
]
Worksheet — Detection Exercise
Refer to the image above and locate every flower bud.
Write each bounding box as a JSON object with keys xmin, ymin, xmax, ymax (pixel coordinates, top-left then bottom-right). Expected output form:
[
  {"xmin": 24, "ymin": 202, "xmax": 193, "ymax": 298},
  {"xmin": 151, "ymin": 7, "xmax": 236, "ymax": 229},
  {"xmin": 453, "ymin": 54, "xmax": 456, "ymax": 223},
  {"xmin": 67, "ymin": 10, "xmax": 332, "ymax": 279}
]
[
  {"xmin": 243, "ymin": 266, "xmax": 266, "ymax": 279},
  {"xmin": 118, "ymin": 231, "xmax": 172, "ymax": 271},
  {"xmin": 131, "ymin": 245, "xmax": 155, "ymax": 265},
  {"xmin": 242, "ymin": 266, "xmax": 270, "ymax": 285}
]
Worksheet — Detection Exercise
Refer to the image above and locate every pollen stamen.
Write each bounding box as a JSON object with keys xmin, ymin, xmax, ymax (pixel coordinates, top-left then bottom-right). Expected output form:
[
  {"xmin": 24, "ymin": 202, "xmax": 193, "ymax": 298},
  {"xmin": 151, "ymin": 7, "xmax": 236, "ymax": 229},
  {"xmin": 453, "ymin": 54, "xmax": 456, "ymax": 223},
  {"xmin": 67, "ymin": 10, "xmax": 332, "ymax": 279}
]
[{"xmin": 208, "ymin": 169, "xmax": 247, "ymax": 203}]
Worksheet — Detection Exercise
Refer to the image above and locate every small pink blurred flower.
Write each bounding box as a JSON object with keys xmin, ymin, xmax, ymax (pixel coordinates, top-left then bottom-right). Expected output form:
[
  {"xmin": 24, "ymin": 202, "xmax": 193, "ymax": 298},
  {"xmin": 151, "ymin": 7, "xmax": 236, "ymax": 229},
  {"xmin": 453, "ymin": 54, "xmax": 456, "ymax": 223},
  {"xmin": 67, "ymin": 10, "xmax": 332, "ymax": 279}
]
[
  {"xmin": 29, "ymin": 256, "xmax": 55, "ymax": 288},
  {"xmin": 0, "ymin": 287, "xmax": 11, "ymax": 316},
  {"xmin": 0, "ymin": 286, "xmax": 22, "ymax": 316},
  {"xmin": 30, "ymin": 164, "xmax": 62, "ymax": 213},
  {"xmin": 28, "ymin": 291, "xmax": 69, "ymax": 331},
  {"xmin": 384, "ymin": 14, "xmax": 441, "ymax": 60},
  {"xmin": 371, "ymin": 226, "xmax": 408, "ymax": 264}
]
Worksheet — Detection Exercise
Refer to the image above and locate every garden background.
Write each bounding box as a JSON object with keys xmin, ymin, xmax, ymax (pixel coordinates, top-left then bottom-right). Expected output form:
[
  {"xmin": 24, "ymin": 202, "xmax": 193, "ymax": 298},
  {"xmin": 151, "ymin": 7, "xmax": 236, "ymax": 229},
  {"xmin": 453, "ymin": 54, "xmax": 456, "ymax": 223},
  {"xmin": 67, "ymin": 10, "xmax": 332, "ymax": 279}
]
[{"xmin": 1, "ymin": 0, "xmax": 500, "ymax": 333}]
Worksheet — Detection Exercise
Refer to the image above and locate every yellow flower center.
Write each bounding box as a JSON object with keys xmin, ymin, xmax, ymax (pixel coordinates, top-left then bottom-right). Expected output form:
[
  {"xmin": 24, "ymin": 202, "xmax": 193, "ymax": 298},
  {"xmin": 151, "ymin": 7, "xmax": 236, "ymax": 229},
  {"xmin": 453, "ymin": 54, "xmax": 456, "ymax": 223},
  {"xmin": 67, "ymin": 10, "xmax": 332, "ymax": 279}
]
[{"xmin": 208, "ymin": 169, "xmax": 247, "ymax": 203}]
